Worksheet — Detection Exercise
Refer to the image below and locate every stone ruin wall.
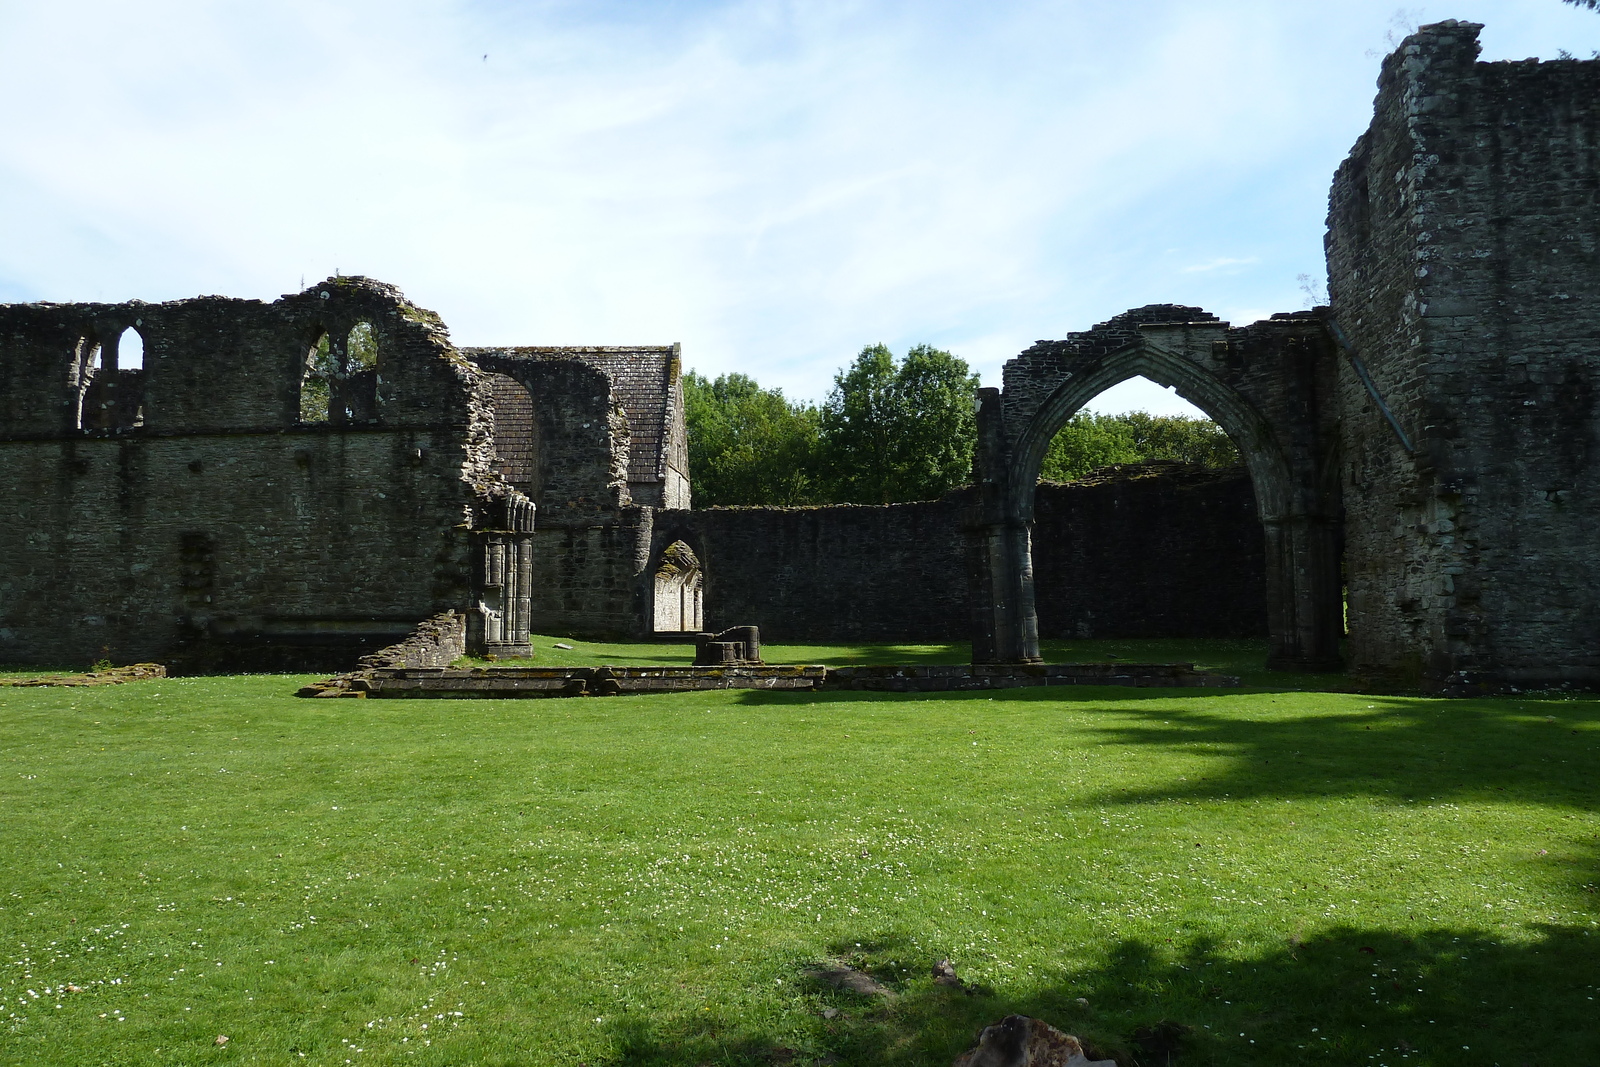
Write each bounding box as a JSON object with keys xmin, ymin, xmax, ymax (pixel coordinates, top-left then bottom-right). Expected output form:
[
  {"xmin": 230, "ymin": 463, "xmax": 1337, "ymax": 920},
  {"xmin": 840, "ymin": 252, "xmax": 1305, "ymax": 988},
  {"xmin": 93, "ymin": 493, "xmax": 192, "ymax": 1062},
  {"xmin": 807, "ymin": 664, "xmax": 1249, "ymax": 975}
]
[
  {"xmin": 19, "ymin": 20, "xmax": 1599, "ymax": 687},
  {"xmin": 1031, "ymin": 464, "xmax": 1267, "ymax": 641},
  {"xmin": 470, "ymin": 349, "xmax": 660, "ymax": 639},
  {"xmin": 1328, "ymin": 22, "xmax": 1600, "ymax": 689},
  {"xmin": 0, "ymin": 277, "xmax": 508, "ymax": 670},
  {"xmin": 646, "ymin": 464, "xmax": 1266, "ymax": 644}
]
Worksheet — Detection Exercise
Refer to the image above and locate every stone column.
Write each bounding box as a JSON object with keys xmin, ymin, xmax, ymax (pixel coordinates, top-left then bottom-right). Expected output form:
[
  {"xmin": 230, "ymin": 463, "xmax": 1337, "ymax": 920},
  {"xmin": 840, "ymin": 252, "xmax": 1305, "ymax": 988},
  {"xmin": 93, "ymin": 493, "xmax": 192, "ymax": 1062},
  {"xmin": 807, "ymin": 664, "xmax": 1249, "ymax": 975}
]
[
  {"xmin": 469, "ymin": 492, "xmax": 536, "ymax": 659},
  {"xmin": 968, "ymin": 388, "xmax": 1044, "ymax": 664}
]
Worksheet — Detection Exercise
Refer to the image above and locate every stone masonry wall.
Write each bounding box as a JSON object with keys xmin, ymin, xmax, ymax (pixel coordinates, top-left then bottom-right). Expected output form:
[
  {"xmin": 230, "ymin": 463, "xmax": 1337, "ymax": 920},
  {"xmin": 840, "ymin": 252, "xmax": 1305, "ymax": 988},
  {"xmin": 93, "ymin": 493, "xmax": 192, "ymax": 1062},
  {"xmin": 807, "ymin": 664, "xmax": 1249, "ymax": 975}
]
[
  {"xmin": 1328, "ymin": 22, "xmax": 1600, "ymax": 689},
  {"xmin": 645, "ymin": 464, "xmax": 1265, "ymax": 644},
  {"xmin": 0, "ymin": 277, "xmax": 498, "ymax": 671},
  {"xmin": 1032, "ymin": 463, "xmax": 1267, "ymax": 640},
  {"xmin": 526, "ymin": 512, "xmax": 653, "ymax": 638}
]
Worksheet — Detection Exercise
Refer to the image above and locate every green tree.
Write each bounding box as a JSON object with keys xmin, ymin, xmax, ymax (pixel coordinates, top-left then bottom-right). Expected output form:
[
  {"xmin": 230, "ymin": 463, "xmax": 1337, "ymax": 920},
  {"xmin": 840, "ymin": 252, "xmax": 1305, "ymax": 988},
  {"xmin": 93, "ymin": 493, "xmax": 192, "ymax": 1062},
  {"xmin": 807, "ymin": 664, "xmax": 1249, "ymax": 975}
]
[
  {"xmin": 1039, "ymin": 412, "xmax": 1141, "ymax": 481},
  {"xmin": 1040, "ymin": 411, "xmax": 1239, "ymax": 482},
  {"xmin": 682, "ymin": 371, "xmax": 823, "ymax": 506},
  {"xmin": 819, "ymin": 343, "xmax": 980, "ymax": 503}
]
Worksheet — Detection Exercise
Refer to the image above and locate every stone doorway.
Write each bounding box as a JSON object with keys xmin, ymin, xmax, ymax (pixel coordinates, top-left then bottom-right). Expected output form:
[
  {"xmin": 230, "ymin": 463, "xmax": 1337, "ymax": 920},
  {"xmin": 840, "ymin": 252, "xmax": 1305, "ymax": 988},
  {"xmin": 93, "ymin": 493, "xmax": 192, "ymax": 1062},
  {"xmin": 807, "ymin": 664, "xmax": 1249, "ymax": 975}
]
[{"xmin": 653, "ymin": 540, "xmax": 704, "ymax": 632}]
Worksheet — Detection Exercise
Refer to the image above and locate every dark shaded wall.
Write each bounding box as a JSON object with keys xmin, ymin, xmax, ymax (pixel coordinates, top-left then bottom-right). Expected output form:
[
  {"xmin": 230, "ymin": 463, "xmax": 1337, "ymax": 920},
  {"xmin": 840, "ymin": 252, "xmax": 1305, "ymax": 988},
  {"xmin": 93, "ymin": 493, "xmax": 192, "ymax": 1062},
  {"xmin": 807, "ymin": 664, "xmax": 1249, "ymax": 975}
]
[
  {"xmin": 0, "ymin": 278, "xmax": 500, "ymax": 670},
  {"xmin": 648, "ymin": 464, "xmax": 1266, "ymax": 644},
  {"xmin": 658, "ymin": 497, "xmax": 969, "ymax": 643},
  {"xmin": 1031, "ymin": 464, "xmax": 1266, "ymax": 639},
  {"xmin": 1327, "ymin": 22, "xmax": 1600, "ymax": 690}
]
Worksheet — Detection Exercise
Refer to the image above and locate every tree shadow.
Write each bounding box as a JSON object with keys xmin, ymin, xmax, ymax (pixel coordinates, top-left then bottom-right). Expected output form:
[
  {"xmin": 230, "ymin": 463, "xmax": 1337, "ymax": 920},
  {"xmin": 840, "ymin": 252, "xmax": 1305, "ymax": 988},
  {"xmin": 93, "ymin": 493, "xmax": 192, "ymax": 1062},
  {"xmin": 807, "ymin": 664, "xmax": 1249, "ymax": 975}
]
[
  {"xmin": 1070, "ymin": 694, "xmax": 1600, "ymax": 811},
  {"xmin": 596, "ymin": 922, "xmax": 1600, "ymax": 1065},
  {"xmin": 729, "ymin": 688, "xmax": 1600, "ymax": 811}
]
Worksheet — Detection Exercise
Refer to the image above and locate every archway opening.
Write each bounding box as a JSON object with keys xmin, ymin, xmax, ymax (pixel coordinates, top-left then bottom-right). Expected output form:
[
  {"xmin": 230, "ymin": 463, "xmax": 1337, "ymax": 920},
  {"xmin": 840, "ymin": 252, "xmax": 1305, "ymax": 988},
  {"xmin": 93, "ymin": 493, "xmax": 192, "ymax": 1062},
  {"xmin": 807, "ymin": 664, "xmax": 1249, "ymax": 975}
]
[
  {"xmin": 1039, "ymin": 375, "xmax": 1240, "ymax": 483},
  {"xmin": 1028, "ymin": 373, "xmax": 1267, "ymax": 645},
  {"xmin": 113, "ymin": 327, "xmax": 145, "ymax": 428},
  {"xmin": 119, "ymin": 326, "xmax": 143, "ymax": 370},
  {"xmin": 653, "ymin": 540, "xmax": 703, "ymax": 633},
  {"xmin": 300, "ymin": 329, "xmax": 332, "ymax": 423},
  {"xmin": 974, "ymin": 314, "xmax": 1343, "ymax": 672}
]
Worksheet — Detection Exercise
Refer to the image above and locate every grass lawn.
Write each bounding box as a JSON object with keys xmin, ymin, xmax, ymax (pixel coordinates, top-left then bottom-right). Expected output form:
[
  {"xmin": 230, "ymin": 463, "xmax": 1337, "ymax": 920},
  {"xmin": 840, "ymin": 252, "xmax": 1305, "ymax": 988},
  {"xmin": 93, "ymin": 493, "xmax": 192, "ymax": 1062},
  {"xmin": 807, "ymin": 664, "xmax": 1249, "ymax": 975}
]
[{"xmin": 1, "ymin": 640, "xmax": 1597, "ymax": 1065}]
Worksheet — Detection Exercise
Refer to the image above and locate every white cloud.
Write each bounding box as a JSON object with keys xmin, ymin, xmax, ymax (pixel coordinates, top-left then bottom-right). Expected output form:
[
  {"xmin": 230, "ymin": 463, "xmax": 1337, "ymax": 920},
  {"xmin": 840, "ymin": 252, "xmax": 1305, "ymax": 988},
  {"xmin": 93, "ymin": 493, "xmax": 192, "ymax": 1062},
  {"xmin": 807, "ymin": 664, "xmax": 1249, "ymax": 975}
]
[
  {"xmin": 1181, "ymin": 257, "xmax": 1260, "ymax": 274},
  {"xmin": 4, "ymin": 0, "xmax": 1598, "ymax": 410}
]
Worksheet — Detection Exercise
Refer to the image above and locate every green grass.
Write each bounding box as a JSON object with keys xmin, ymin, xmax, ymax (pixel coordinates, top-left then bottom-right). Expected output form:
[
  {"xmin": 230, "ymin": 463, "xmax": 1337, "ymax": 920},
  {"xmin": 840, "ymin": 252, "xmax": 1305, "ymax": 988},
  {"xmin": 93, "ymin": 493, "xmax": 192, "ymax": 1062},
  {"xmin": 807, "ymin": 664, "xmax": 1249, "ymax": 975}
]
[{"xmin": 1, "ymin": 652, "xmax": 1597, "ymax": 1065}]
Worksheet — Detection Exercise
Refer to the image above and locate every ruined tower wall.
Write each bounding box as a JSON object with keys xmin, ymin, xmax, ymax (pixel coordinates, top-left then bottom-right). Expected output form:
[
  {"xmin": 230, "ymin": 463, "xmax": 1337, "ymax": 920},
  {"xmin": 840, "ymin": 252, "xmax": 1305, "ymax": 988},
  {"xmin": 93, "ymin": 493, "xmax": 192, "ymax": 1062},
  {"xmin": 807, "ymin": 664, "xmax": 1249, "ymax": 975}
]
[
  {"xmin": 652, "ymin": 466, "xmax": 1266, "ymax": 644},
  {"xmin": 0, "ymin": 280, "xmax": 492, "ymax": 670},
  {"xmin": 1328, "ymin": 22, "xmax": 1600, "ymax": 689}
]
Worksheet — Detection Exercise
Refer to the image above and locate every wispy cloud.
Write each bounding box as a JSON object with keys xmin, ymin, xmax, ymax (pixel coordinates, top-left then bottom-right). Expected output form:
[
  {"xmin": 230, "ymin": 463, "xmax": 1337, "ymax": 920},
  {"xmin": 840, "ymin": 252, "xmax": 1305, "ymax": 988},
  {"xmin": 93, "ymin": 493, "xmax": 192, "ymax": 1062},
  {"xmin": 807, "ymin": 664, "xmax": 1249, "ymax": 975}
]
[
  {"xmin": 1181, "ymin": 257, "xmax": 1260, "ymax": 274},
  {"xmin": 3, "ymin": 0, "xmax": 1598, "ymax": 408}
]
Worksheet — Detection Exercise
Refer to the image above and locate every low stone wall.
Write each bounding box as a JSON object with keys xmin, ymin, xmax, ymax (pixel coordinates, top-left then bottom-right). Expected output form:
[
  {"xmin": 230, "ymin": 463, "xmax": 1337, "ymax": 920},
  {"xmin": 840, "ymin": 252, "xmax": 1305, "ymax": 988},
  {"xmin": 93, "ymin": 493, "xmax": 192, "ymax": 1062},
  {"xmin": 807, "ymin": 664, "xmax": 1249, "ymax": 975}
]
[
  {"xmin": 298, "ymin": 660, "xmax": 1236, "ymax": 698},
  {"xmin": 300, "ymin": 663, "xmax": 827, "ymax": 698},
  {"xmin": 651, "ymin": 463, "xmax": 1267, "ymax": 643},
  {"xmin": 1, "ymin": 663, "xmax": 167, "ymax": 687},
  {"xmin": 823, "ymin": 662, "xmax": 1239, "ymax": 691}
]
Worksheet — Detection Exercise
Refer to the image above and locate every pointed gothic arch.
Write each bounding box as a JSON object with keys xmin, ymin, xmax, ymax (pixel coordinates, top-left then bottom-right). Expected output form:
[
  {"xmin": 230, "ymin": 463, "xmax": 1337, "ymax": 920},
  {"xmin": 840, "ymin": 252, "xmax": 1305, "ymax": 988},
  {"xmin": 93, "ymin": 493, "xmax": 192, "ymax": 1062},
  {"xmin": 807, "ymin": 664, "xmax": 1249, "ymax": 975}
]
[{"xmin": 971, "ymin": 307, "xmax": 1343, "ymax": 672}]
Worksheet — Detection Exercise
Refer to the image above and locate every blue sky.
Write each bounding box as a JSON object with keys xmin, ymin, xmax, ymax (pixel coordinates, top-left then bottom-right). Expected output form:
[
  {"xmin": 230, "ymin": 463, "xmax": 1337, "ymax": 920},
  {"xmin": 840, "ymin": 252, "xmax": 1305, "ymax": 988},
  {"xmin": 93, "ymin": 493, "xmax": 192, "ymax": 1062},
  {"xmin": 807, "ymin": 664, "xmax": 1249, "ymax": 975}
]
[{"xmin": 4, "ymin": 1, "xmax": 1599, "ymax": 413}]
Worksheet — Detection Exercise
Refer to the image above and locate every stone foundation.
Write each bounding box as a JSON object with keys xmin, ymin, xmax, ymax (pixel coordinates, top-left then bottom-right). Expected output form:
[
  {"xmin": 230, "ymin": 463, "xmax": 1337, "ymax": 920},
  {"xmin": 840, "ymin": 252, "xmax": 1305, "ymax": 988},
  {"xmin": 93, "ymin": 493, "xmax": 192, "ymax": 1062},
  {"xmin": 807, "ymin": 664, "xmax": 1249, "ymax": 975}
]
[{"xmin": 297, "ymin": 661, "xmax": 1237, "ymax": 698}]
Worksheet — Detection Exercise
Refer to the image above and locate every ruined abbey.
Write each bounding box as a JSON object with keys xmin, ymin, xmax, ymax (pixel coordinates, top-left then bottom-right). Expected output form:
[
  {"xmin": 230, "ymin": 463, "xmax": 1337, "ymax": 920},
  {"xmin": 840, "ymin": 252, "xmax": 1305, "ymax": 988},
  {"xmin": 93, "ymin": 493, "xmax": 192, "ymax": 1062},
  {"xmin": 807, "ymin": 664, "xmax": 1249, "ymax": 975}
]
[{"xmin": 3, "ymin": 22, "xmax": 1597, "ymax": 693}]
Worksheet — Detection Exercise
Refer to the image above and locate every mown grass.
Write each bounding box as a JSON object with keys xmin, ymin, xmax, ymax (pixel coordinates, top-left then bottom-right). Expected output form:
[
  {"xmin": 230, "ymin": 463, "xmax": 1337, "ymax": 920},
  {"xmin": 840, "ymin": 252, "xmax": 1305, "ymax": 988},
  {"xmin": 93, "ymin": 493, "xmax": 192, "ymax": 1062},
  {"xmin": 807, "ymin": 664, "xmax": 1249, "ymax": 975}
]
[{"xmin": 1, "ymin": 648, "xmax": 1597, "ymax": 1066}]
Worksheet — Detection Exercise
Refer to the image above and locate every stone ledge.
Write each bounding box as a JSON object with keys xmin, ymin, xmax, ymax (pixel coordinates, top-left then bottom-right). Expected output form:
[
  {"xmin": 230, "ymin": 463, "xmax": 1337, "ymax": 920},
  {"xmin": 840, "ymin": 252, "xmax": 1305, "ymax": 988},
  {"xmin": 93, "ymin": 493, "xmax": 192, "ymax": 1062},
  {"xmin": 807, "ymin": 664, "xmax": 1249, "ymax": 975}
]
[
  {"xmin": 822, "ymin": 663, "xmax": 1239, "ymax": 691},
  {"xmin": 296, "ymin": 662, "xmax": 1237, "ymax": 698}
]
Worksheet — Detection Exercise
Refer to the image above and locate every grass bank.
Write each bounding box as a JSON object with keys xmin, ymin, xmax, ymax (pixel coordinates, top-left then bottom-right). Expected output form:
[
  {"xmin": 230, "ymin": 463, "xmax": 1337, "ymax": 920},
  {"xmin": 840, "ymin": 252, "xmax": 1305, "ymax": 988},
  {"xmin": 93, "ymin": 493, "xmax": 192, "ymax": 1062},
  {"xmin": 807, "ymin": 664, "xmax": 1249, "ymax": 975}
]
[{"xmin": 1, "ymin": 651, "xmax": 1596, "ymax": 1065}]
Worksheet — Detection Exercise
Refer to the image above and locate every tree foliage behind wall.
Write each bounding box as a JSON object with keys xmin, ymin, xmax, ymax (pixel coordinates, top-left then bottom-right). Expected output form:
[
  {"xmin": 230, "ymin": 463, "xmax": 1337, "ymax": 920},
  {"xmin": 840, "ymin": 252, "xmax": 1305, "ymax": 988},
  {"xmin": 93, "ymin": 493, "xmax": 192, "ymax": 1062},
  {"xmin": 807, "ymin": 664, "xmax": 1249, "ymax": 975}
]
[
  {"xmin": 1040, "ymin": 411, "xmax": 1240, "ymax": 482},
  {"xmin": 819, "ymin": 343, "xmax": 980, "ymax": 504},
  {"xmin": 682, "ymin": 372, "xmax": 822, "ymax": 506},
  {"xmin": 685, "ymin": 354, "xmax": 1240, "ymax": 504}
]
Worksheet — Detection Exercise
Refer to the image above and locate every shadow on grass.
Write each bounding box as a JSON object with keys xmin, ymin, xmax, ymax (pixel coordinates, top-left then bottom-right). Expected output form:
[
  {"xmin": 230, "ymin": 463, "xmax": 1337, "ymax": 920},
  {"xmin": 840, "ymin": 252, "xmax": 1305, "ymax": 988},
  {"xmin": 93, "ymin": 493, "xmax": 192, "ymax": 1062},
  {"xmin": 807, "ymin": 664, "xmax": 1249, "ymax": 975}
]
[
  {"xmin": 599, "ymin": 923, "xmax": 1600, "ymax": 1065},
  {"xmin": 1069, "ymin": 694, "xmax": 1600, "ymax": 811},
  {"xmin": 730, "ymin": 688, "xmax": 1600, "ymax": 808}
]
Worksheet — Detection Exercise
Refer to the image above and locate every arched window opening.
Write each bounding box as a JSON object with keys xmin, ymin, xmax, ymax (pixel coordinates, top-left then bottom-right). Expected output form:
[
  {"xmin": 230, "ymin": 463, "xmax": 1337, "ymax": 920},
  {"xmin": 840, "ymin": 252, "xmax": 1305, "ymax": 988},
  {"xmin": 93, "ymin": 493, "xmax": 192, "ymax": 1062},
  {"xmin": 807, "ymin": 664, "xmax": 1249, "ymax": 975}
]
[
  {"xmin": 112, "ymin": 327, "xmax": 146, "ymax": 428},
  {"xmin": 300, "ymin": 331, "xmax": 332, "ymax": 423},
  {"xmin": 299, "ymin": 321, "xmax": 379, "ymax": 426},
  {"xmin": 653, "ymin": 540, "xmax": 703, "ymax": 632},
  {"xmin": 119, "ymin": 327, "xmax": 144, "ymax": 370},
  {"xmin": 340, "ymin": 321, "xmax": 379, "ymax": 423},
  {"xmin": 73, "ymin": 327, "xmax": 146, "ymax": 431}
]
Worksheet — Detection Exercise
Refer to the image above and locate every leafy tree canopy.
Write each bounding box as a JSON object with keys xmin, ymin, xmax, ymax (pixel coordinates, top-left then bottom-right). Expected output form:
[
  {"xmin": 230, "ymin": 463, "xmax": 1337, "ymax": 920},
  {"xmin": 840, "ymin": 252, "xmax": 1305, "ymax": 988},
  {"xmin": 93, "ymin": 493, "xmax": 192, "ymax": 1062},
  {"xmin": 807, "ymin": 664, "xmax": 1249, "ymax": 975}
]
[
  {"xmin": 685, "ymin": 355, "xmax": 1240, "ymax": 506},
  {"xmin": 1041, "ymin": 410, "xmax": 1240, "ymax": 482},
  {"xmin": 820, "ymin": 343, "xmax": 981, "ymax": 504},
  {"xmin": 682, "ymin": 371, "xmax": 822, "ymax": 506}
]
